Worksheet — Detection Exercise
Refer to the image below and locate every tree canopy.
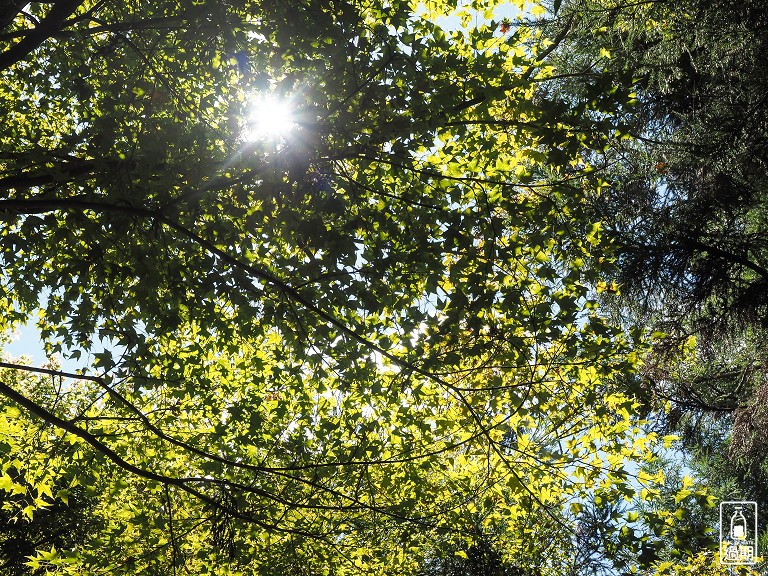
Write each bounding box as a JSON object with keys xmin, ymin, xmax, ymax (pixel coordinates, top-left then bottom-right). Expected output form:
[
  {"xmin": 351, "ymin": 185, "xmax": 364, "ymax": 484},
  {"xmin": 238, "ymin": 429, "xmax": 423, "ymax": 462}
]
[
  {"xmin": 548, "ymin": 0, "xmax": 768, "ymax": 570},
  {"xmin": 0, "ymin": 0, "xmax": 714, "ymax": 574}
]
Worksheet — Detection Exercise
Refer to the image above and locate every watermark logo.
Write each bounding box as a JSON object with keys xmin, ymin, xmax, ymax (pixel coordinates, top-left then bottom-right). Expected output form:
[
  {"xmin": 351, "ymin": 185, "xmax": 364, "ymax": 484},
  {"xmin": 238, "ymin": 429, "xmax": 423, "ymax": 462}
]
[{"xmin": 720, "ymin": 501, "xmax": 758, "ymax": 565}]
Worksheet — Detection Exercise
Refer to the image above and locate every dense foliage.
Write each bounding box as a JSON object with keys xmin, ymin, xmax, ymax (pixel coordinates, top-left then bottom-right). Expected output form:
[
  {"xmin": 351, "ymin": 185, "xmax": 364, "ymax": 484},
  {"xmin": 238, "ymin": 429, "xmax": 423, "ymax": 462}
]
[
  {"xmin": 0, "ymin": 0, "xmax": 733, "ymax": 574},
  {"xmin": 549, "ymin": 0, "xmax": 768, "ymax": 571}
]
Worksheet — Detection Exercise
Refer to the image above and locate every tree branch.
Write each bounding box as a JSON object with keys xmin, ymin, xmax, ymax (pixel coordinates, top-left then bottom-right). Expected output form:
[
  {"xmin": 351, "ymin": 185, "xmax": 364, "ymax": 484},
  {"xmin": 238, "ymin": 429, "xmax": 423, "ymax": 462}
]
[
  {"xmin": 681, "ymin": 235, "xmax": 768, "ymax": 279},
  {"xmin": 0, "ymin": 196, "xmax": 159, "ymax": 218},
  {"xmin": 0, "ymin": 360, "xmax": 477, "ymax": 530},
  {"xmin": 0, "ymin": 374, "xmax": 327, "ymax": 537},
  {"xmin": 0, "ymin": 0, "xmax": 28, "ymax": 33},
  {"xmin": 0, "ymin": 0, "xmax": 86, "ymax": 72},
  {"xmin": 0, "ymin": 162, "xmax": 97, "ymax": 193}
]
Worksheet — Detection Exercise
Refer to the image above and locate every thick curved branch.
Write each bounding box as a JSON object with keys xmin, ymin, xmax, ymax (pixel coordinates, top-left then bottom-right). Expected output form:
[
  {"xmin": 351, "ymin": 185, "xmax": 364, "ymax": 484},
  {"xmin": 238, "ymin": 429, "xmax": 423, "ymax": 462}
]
[
  {"xmin": 0, "ymin": 361, "xmax": 478, "ymax": 530},
  {"xmin": 0, "ymin": 0, "xmax": 85, "ymax": 72},
  {"xmin": 0, "ymin": 15, "xmax": 186, "ymax": 41},
  {"xmin": 0, "ymin": 163, "xmax": 97, "ymax": 193},
  {"xmin": 0, "ymin": 0, "xmax": 28, "ymax": 33},
  {"xmin": 0, "ymin": 373, "xmax": 326, "ymax": 537},
  {"xmin": 0, "ymin": 196, "xmax": 159, "ymax": 218},
  {"xmin": 681, "ymin": 235, "xmax": 768, "ymax": 279}
]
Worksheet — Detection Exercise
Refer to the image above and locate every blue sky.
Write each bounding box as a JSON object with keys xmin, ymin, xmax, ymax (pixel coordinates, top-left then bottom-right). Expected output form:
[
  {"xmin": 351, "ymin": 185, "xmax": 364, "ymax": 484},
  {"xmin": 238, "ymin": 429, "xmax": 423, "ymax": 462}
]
[{"xmin": 4, "ymin": 321, "xmax": 47, "ymax": 365}]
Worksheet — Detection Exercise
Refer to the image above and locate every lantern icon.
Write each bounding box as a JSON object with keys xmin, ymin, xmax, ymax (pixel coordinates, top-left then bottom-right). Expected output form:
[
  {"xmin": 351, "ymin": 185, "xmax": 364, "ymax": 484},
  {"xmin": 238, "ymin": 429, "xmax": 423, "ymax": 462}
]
[
  {"xmin": 720, "ymin": 501, "xmax": 758, "ymax": 565},
  {"xmin": 731, "ymin": 505, "xmax": 747, "ymax": 540}
]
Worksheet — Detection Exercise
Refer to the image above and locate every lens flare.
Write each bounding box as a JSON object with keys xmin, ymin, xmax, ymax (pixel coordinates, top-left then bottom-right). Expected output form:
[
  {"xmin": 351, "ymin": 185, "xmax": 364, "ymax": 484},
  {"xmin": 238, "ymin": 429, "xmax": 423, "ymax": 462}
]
[{"xmin": 244, "ymin": 94, "xmax": 296, "ymax": 142}]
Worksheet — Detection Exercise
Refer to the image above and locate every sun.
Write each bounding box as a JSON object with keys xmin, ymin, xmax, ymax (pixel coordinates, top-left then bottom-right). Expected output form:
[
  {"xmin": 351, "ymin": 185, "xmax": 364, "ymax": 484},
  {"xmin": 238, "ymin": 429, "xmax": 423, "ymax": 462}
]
[{"xmin": 244, "ymin": 94, "xmax": 296, "ymax": 142}]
